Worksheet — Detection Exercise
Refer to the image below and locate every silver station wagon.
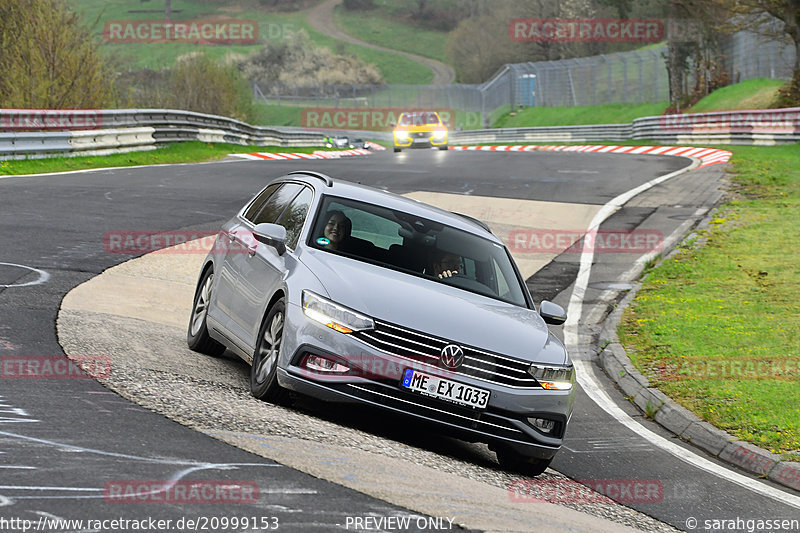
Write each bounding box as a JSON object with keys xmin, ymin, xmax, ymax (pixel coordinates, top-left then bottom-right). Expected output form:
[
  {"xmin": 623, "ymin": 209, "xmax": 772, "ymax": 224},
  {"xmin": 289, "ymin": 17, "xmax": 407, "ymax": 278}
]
[{"xmin": 188, "ymin": 171, "xmax": 576, "ymax": 475}]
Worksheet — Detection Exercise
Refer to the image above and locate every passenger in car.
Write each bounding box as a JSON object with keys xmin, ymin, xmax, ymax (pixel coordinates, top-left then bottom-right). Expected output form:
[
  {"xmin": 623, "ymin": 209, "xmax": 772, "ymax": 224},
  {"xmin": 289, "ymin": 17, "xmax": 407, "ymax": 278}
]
[{"xmin": 321, "ymin": 210, "xmax": 351, "ymax": 250}]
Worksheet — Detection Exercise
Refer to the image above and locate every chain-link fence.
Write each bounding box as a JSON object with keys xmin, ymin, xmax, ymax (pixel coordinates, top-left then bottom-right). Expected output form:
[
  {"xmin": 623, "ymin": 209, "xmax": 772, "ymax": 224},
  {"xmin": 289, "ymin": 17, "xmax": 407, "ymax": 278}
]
[{"xmin": 253, "ymin": 32, "xmax": 795, "ymax": 128}]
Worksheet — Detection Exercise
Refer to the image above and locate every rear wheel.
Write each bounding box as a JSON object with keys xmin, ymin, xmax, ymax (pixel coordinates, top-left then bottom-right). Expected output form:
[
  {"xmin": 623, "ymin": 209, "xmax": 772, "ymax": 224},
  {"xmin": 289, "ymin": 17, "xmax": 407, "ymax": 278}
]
[
  {"xmin": 187, "ymin": 267, "xmax": 226, "ymax": 356},
  {"xmin": 495, "ymin": 445, "xmax": 552, "ymax": 477},
  {"xmin": 250, "ymin": 298, "xmax": 290, "ymax": 405}
]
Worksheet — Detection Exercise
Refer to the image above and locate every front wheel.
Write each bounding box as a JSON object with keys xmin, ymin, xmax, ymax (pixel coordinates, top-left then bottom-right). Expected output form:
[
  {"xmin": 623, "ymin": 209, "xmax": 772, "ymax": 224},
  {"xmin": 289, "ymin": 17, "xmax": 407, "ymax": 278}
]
[
  {"xmin": 438, "ymin": 145, "xmax": 448, "ymax": 151},
  {"xmin": 187, "ymin": 267, "xmax": 226, "ymax": 356},
  {"xmin": 393, "ymin": 147, "xmax": 401, "ymax": 153},
  {"xmin": 250, "ymin": 298, "xmax": 290, "ymax": 405},
  {"xmin": 495, "ymin": 445, "xmax": 552, "ymax": 477}
]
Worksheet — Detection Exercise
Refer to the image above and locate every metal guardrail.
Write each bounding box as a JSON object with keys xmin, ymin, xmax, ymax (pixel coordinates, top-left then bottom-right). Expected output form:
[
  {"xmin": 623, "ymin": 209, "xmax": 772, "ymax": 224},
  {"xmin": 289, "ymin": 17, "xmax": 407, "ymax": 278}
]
[
  {"xmin": 452, "ymin": 108, "xmax": 800, "ymax": 146},
  {"xmin": 0, "ymin": 109, "xmax": 326, "ymax": 160},
  {"xmin": 1, "ymin": 107, "xmax": 798, "ymax": 160}
]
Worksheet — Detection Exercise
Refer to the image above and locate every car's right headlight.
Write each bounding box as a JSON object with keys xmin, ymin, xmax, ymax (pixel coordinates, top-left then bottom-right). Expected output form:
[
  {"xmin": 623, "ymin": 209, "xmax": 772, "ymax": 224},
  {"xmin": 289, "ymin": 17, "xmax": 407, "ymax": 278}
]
[
  {"xmin": 528, "ymin": 364, "xmax": 575, "ymax": 390},
  {"xmin": 394, "ymin": 130, "xmax": 409, "ymax": 140},
  {"xmin": 302, "ymin": 291, "xmax": 374, "ymax": 334}
]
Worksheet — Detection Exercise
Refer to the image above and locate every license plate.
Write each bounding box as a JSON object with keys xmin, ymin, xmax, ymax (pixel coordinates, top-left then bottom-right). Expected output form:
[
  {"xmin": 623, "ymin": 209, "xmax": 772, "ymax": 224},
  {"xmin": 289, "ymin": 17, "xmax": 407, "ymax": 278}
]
[
  {"xmin": 413, "ymin": 137, "xmax": 429, "ymax": 144},
  {"xmin": 401, "ymin": 369, "xmax": 490, "ymax": 409}
]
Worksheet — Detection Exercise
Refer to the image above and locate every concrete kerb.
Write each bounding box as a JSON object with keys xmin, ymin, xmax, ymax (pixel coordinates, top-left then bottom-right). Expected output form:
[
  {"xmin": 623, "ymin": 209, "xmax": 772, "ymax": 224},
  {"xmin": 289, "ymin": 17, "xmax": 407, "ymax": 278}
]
[{"xmin": 595, "ymin": 209, "xmax": 800, "ymax": 493}]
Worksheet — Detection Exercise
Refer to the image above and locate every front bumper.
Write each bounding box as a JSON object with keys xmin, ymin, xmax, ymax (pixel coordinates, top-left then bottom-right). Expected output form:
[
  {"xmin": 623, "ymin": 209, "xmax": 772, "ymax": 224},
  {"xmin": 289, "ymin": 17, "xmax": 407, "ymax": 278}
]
[
  {"xmin": 393, "ymin": 131, "xmax": 448, "ymax": 149},
  {"xmin": 277, "ymin": 302, "xmax": 573, "ymax": 459}
]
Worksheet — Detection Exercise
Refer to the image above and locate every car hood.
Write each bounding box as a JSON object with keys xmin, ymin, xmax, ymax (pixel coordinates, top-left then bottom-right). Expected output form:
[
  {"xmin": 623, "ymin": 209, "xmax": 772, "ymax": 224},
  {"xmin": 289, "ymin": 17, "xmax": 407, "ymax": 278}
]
[{"xmin": 300, "ymin": 250, "xmax": 566, "ymax": 365}]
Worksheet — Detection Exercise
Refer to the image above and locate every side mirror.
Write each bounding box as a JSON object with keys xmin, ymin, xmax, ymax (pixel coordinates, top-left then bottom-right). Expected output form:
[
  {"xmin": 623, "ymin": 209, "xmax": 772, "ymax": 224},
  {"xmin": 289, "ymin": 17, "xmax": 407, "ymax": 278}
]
[
  {"xmin": 252, "ymin": 223, "xmax": 287, "ymax": 255},
  {"xmin": 539, "ymin": 300, "xmax": 567, "ymax": 325}
]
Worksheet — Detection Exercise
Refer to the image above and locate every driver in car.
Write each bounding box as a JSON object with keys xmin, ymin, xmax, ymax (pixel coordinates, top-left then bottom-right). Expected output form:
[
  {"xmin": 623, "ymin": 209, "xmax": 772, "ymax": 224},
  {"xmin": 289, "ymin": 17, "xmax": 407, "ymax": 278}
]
[{"xmin": 430, "ymin": 250, "xmax": 462, "ymax": 279}]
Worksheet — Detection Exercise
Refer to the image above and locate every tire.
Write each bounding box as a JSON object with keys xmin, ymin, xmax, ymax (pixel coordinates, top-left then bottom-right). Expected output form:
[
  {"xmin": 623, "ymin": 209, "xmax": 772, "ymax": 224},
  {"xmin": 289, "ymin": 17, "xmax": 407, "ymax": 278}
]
[
  {"xmin": 393, "ymin": 147, "xmax": 401, "ymax": 153},
  {"xmin": 250, "ymin": 298, "xmax": 290, "ymax": 405},
  {"xmin": 438, "ymin": 145, "xmax": 448, "ymax": 151},
  {"xmin": 495, "ymin": 445, "xmax": 552, "ymax": 477},
  {"xmin": 187, "ymin": 267, "xmax": 226, "ymax": 356}
]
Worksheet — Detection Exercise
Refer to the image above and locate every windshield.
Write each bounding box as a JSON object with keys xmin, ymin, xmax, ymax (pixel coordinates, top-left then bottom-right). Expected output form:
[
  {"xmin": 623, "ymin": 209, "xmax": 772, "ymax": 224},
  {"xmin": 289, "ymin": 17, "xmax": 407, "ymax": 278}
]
[
  {"xmin": 309, "ymin": 195, "xmax": 529, "ymax": 307},
  {"xmin": 398, "ymin": 112, "xmax": 441, "ymax": 126}
]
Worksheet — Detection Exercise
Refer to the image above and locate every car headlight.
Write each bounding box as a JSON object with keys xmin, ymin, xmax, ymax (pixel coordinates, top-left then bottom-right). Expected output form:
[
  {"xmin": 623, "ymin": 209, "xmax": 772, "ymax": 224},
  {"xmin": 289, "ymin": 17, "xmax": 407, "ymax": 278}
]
[
  {"xmin": 432, "ymin": 129, "xmax": 447, "ymax": 140},
  {"xmin": 394, "ymin": 130, "xmax": 409, "ymax": 140},
  {"xmin": 302, "ymin": 291, "xmax": 374, "ymax": 334},
  {"xmin": 528, "ymin": 364, "xmax": 575, "ymax": 390}
]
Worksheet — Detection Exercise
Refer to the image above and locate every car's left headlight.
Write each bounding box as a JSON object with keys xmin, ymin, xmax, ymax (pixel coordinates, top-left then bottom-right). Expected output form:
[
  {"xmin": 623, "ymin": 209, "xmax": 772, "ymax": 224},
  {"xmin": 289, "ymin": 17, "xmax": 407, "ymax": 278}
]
[
  {"xmin": 528, "ymin": 364, "xmax": 575, "ymax": 390},
  {"xmin": 432, "ymin": 129, "xmax": 447, "ymax": 140},
  {"xmin": 302, "ymin": 291, "xmax": 374, "ymax": 334}
]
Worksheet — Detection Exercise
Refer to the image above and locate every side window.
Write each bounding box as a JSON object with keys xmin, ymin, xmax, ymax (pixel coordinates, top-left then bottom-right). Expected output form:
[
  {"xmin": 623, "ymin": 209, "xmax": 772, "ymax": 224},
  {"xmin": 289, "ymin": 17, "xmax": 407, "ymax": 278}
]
[
  {"xmin": 275, "ymin": 187, "xmax": 313, "ymax": 249},
  {"xmin": 252, "ymin": 183, "xmax": 303, "ymax": 225},
  {"xmin": 243, "ymin": 184, "xmax": 279, "ymax": 222}
]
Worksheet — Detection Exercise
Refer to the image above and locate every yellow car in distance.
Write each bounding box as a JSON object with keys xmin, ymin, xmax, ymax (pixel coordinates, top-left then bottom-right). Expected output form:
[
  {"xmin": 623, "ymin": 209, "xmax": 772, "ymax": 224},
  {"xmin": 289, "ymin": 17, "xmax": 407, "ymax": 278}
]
[{"xmin": 393, "ymin": 111, "xmax": 448, "ymax": 152}]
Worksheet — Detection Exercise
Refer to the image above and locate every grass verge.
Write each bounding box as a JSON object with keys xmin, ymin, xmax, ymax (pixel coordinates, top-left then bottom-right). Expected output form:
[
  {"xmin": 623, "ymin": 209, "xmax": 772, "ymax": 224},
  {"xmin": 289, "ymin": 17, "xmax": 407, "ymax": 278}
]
[
  {"xmin": 0, "ymin": 142, "xmax": 323, "ymax": 176},
  {"xmin": 689, "ymin": 79, "xmax": 785, "ymax": 113},
  {"xmin": 618, "ymin": 144, "xmax": 800, "ymax": 459},
  {"xmin": 493, "ymin": 102, "xmax": 668, "ymax": 128}
]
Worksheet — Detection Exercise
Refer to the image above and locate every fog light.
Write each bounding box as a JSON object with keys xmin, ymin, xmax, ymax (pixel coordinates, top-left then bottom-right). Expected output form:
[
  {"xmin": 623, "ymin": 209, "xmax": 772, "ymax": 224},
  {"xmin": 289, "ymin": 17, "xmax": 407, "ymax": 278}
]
[
  {"xmin": 304, "ymin": 355, "xmax": 349, "ymax": 373},
  {"xmin": 528, "ymin": 417, "xmax": 556, "ymax": 434}
]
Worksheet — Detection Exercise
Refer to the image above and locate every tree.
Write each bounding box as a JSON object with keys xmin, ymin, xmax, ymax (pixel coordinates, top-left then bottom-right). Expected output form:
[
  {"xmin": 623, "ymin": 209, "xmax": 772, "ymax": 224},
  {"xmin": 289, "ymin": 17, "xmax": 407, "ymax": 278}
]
[{"xmin": 0, "ymin": 0, "xmax": 116, "ymax": 108}]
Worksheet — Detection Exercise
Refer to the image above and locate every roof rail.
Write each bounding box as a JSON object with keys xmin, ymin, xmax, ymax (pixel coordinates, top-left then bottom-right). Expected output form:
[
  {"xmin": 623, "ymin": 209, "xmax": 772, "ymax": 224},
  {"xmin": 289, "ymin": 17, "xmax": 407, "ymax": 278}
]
[
  {"xmin": 287, "ymin": 170, "xmax": 333, "ymax": 187},
  {"xmin": 452, "ymin": 212, "xmax": 492, "ymax": 234}
]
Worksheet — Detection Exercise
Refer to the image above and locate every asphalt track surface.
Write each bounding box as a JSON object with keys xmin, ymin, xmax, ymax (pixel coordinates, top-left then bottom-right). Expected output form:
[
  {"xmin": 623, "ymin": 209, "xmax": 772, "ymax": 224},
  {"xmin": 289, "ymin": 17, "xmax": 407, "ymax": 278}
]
[{"xmin": 1, "ymin": 149, "xmax": 798, "ymax": 531}]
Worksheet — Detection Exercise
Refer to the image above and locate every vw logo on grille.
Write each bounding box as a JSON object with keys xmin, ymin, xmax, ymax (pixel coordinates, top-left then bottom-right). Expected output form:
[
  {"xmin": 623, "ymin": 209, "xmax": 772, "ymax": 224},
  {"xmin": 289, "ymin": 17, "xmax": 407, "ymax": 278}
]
[{"xmin": 440, "ymin": 344, "xmax": 464, "ymax": 369}]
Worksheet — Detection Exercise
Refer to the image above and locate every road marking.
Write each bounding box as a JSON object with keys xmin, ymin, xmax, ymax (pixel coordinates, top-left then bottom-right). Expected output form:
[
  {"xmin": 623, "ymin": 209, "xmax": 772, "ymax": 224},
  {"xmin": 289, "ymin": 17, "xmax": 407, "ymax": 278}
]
[
  {"xmin": 0, "ymin": 262, "xmax": 50, "ymax": 288},
  {"xmin": 564, "ymin": 158, "xmax": 800, "ymax": 509}
]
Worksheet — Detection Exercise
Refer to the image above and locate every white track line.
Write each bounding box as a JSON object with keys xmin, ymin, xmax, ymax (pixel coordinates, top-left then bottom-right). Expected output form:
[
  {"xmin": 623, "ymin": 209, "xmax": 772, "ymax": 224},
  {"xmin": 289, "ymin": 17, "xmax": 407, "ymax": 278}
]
[{"xmin": 563, "ymin": 159, "xmax": 800, "ymax": 509}]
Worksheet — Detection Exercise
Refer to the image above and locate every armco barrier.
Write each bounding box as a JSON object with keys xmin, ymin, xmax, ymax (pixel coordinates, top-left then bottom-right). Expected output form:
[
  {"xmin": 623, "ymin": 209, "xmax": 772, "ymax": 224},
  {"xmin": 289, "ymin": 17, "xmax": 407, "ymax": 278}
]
[
  {"xmin": 0, "ymin": 108, "xmax": 326, "ymax": 160},
  {"xmin": 2, "ymin": 107, "xmax": 798, "ymax": 160},
  {"xmin": 451, "ymin": 107, "xmax": 800, "ymax": 146}
]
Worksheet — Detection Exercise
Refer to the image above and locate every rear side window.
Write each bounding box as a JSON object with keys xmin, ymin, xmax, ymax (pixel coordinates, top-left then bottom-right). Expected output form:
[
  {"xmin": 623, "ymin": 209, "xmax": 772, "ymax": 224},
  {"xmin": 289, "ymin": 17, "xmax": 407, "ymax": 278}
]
[{"xmin": 251, "ymin": 183, "xmax": 303, "ymax": 225}]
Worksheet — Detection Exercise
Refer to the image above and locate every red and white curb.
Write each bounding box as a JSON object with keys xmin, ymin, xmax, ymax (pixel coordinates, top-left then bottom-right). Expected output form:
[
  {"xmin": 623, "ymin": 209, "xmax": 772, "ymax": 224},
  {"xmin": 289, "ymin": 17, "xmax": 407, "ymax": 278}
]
[
  {"xmin": 452, "ymin": 144, "xmax": 732, "ymax": 168},
  {"xmin": 231, "ymin": 148, "xmax": 373, "ymax": 161}
]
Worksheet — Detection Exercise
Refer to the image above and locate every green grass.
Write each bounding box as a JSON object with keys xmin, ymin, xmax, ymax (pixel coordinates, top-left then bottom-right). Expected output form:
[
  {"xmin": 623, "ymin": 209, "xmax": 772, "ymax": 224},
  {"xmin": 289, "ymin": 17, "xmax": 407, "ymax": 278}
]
[
  {"xmin": 253, "ymin": 103, "xmax": 305, "ymax": 127},
  {"xmin": 333, "ymin": 3, "xmax": 449, "ymax": 63},
  {"xmin": 689, "ymin": 78, "xmax": 785, "ymax": 113},
  {"xmin": 618, "ymin": 144, "xmax": 800, "ymax": 458},
  {"xmin": 493, "ymin": 102, "xmax": 668, "ymax": 128},
  {"xmin": 0, "ymin": 141, "xmax": 324, "ymax": 176},
  {"xmin": 66, "ymin": 0, "xmax": 433, "ymax": 84}
]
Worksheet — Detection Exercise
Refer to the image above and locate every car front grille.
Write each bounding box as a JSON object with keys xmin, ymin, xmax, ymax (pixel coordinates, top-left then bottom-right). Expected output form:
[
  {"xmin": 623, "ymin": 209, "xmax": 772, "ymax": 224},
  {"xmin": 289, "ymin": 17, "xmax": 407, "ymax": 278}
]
[
  {"xmin": 351, "ymin": 320, "xmax": 540, "ymax": 389},
  {"xmin": 411, "ymin": 131, "xmax": 432, "ymax": 139}
]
